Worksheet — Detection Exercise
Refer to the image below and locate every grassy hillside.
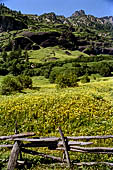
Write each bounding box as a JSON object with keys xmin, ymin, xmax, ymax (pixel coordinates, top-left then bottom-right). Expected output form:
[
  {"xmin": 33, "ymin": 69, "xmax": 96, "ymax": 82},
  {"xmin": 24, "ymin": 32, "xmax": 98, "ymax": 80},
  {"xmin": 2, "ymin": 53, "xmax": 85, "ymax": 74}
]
[{"xmin": 28, "ymin": 46, "xmax": 89, "ymax": 63}]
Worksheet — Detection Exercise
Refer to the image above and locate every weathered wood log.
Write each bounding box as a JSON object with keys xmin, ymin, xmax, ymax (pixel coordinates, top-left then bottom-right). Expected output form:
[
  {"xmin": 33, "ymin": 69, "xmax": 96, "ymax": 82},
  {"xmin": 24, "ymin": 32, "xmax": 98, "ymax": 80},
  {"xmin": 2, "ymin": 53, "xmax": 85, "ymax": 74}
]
[
  {"xmin": 13, "ymin": 137, "xmax": 59, "ymax": 149},
  {"xmin": 70, "ymin": 148, "xmax": 113, "ymax": 155},
  {"xmin": 4, "ymin": 134, "xmax": 113, "ymax": 141},
  {"xmin": 59, "ymin": 127, "xmax": 71, "ymax": 168},
  {"xmin": 70, "ymin": 146, "xmax": 113, "ymax": 152},
  {"xmin": 13, "ymin": 138, "xmax": 92, "ymax": 145},
  {"xmin": 56, "ymin": 147, "xmax": 66, "ymax": 151},
  {"xmin": 22, "ymin": 141, "xmax": 58, "ymax": 148},
  {"xmin": 0, "ymin": 141, "xmax": 93, "ymax": 149},
  {"xmin": 56, "ymin": 147, "xmax": 113, "ymax": 155},
  {"xmin": 7, "ymin": 142, "xmax": 20, "ymax": 170},
  {"xmin": 0, "ymin": 132, "xmax": 35, "ymax": 140},
  {"xmin": 12, "ymin": 137, "xmax": 60, "ymax": 142},
  {"xmin": 56, "ymin": 147, "xmax": 89, "ymax": 152},
  {"xmin": 21, "ymin": 148, "xmax": 66, "ymax": 162},
  {"xmin": 21, "ymin": 141, "xmax": 93, "ymax": 149},
  {"xmin": 73, "ymin": 162, "xmax": 113, "ymax": 166},
  {"xmin": 46, "ymin": 162, "xmax": 113, "ymax": 167},
  {"xmin": 0, "ymin": 144, "xmax": 13, "ymax": 148},
  {"xmin": 67, "ymin": 135, "xmax": 113, "ymax": 140},
  {"xmin": 58, "ymin": 141, "xmax": 93, "ymax": 146},
  {"xmin": 21, "ymin": 143, "xmax": 93, "ymax": 149}
]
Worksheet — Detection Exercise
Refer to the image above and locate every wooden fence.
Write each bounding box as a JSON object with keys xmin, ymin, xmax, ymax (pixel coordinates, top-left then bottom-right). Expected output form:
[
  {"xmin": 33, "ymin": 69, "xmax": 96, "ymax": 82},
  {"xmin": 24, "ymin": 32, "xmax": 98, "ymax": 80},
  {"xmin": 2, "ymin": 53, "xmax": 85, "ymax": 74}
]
[{"xmin": 0, "ymin": 126, "xmax": 113, "ymax": 170}]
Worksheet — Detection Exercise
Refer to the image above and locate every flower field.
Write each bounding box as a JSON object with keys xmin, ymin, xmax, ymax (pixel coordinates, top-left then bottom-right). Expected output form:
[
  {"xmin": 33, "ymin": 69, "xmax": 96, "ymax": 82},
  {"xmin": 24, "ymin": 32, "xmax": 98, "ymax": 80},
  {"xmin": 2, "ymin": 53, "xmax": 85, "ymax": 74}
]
[
  {"xmin": 0, "ymin": 79, "xmax": 113, "ymax": 137},
  {"xmin": 0, "ymin": 78, "xmax": 113, "ymax": 169}
]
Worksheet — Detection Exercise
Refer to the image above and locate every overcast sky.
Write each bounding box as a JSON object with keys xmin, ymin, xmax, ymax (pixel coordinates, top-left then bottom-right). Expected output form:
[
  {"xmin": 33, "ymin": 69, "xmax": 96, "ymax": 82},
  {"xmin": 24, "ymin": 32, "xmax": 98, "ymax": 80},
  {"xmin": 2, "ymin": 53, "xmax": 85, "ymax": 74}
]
[{"xmin": 1, "ymin": 0, "xmax": 113, "ymax": 17}]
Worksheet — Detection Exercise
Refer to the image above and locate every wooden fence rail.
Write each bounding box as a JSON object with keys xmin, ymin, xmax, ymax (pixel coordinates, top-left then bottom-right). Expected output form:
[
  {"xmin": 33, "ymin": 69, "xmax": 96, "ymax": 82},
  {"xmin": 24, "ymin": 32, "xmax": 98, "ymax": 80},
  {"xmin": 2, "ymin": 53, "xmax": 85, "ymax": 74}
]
[
  {"xmin": 0, "ymin": 132, "xmax": 35, "ymax": 140},
  {"xmin": 0, "ymin": 127, "xmax": 113, "ymax": 170}
]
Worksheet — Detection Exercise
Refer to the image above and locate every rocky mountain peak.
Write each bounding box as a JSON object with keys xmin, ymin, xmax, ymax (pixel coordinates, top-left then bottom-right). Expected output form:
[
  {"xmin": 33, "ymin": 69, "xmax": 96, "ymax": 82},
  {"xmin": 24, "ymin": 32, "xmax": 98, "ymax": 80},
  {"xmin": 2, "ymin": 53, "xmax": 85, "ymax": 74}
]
[
  {"xmin": 102, "ymin": 16, "xmax": 113, "ymax": 24},
  {"xmin": 72, "ymin": 10, "xmax": 85, "ymax": 17}
]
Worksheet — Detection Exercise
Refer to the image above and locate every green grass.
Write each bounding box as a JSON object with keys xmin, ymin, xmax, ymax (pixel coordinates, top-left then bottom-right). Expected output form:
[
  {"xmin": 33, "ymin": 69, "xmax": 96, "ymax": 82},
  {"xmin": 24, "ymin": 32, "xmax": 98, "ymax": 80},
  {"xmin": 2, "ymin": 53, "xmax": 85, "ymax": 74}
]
[{"xmin": 28, "ymin": 46, "xmax": 89, "ymax": 63}]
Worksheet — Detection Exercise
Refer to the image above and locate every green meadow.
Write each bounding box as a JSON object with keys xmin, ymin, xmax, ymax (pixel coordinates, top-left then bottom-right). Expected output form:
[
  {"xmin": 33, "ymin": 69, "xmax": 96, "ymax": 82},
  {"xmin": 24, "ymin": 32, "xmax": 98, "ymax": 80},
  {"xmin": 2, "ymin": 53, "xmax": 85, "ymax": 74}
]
[{"xmin": 0, "ymin": 74, "xmax": 113, "ymax": 169}]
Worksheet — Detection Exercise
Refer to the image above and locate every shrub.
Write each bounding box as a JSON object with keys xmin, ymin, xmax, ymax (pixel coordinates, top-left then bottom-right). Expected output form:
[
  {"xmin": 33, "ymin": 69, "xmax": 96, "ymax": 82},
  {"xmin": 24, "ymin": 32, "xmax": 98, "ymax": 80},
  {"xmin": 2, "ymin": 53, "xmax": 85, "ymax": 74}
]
[
  {"xmin": 98, "ymin": 63, "xmax": 111, "ymax": 77},
  {"xmin": 17, "ymin": 75, "xmax": 32, "ymax": 88},
  {"xmin": 23, "ymin": 68, "xmax": 34, "ymax": 76},
  {"xmin": 1, "ymin": 75, "xmax": 23, "ymax": 95},
  {"xmin": 56, "ymin": 72, "xmax": 78, "ymax": 88},
  {"xmin": 1, "ymin": 75, "xmax": 32, "ymax": 95},
  {"xmin": 49, "ymin": 67, "xmax": 64, "ymax": 83},
  {"xmin": 81, "ymin": 75, "xmax": 90, "ymax": 83}
]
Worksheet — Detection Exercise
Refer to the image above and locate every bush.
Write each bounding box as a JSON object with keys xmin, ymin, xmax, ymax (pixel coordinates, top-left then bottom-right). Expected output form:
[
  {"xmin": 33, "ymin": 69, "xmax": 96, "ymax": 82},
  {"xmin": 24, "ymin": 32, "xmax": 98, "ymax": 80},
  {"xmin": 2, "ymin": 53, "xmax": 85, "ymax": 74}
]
[
  {"xmin": 81, "ymin": 75, "xmax": 90, "ymax": 83},
  {"xmin": 49, "ymin": 67, "xmax": 64, "ymax": 83},
  {"xmin": 56, "ymin": 72, "xmax": 78, "ymax": 88},
  {"xmin": 22, "ymin": 68, "xmax": 34, "ymax": 76},
  {"xmin": 98, "ymin": 63, "xmax": 111, "ymax": 77},
  {"xmin": 1, "ymin": 75, "xmax": 23, "ymax": 95},
  {"xmin": 17, "ymin": 75, "xmax": 32, "ymax": 88},
  {"xmin": 1, "ymin": 75, "xmax": 32, "ymax": 95}
]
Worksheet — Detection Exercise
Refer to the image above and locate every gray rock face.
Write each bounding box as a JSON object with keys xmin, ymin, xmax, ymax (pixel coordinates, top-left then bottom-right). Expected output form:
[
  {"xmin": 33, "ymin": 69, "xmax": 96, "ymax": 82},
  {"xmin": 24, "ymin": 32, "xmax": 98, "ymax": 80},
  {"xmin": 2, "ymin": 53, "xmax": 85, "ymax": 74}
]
[
  {"xmin": 13, "ymin": 36, "xmax": 33, "ymax": 50},
  {"xmin": 72, "ymin": 10, "xmax": 85, "ymax": 17},
  {"xmin": 21, "ymin": 31, "xmax": 60, "ymax": 44},
  {"xmin": 21, "ymin": 31, "xmax": 61, "ymax": 47},
  {"xmin": 101, "ymin": 16, "xmax": 113, "ymax": 24}
]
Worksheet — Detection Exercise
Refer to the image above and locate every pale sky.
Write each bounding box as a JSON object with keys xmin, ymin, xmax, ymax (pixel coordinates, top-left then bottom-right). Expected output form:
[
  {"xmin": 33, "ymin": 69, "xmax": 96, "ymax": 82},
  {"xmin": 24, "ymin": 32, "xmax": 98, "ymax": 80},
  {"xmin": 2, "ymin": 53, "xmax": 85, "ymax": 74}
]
[{"xmin": 1, "ymin": 0, "xmax": 113, "ymax": 17}]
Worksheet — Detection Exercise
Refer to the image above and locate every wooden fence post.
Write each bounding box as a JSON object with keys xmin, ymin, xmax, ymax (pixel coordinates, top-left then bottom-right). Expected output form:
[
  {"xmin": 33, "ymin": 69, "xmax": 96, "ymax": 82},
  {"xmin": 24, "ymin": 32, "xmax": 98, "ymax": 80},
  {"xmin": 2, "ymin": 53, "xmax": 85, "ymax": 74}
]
[
  {"xmin": 7, "ymin": 141, "xmax": 20, "ymax": 170},
  {"xmin": 15, "ymin": 121, "xmax": 23, "ymax": 161},
  {"xmin": 59, "ymin": 127, "xmax": 71, "ymax": 168},
  {"xmin": 7, "ymin": 121, "xmax": 20, "ymax": 170}
]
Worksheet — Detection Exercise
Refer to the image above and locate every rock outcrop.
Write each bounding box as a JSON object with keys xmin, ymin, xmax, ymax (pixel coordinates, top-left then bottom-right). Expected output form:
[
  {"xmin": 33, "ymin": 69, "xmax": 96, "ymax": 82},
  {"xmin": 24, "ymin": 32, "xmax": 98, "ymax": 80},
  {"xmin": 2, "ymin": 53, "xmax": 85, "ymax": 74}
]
[
  {"xmin": 72, "ymin": 10, "xmax": 86, "ymax": 17},
  {"xmin": 21, "ymin": 31, "xmax": 61, "ymax": 48},
  {"xmin": 0, "ymin": 16, "xmax": 27, "ymax": 32},
  {"xmin": 13, "ymin": 36, "xmax": 33, "ymax": 50}
]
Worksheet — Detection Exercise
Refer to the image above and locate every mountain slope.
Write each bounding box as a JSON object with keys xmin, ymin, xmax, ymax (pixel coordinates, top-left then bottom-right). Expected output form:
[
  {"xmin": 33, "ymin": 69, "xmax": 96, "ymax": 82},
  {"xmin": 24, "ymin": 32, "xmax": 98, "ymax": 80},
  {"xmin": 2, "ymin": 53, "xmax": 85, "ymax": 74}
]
[{"xmin": 0, "ymin": 4, "xmax": 113, "ymax": 55}]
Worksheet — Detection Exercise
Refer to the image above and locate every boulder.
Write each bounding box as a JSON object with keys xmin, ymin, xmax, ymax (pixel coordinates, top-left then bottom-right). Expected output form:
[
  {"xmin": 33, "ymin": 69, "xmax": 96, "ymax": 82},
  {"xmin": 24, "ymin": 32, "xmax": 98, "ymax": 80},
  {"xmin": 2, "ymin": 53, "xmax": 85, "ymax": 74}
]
[{"xmin": 13, "ymin": 36, "xmax": 33, "ymax": 50}]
